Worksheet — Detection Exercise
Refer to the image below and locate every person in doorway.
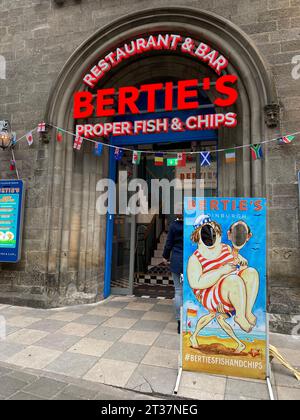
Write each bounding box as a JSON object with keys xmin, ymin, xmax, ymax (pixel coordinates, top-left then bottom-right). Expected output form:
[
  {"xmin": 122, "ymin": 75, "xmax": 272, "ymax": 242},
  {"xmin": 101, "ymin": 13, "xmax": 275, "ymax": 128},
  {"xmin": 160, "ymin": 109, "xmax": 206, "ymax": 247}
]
[{"xmin": 162, "ymin": 207, "xmax": 183, "ymax": 334}]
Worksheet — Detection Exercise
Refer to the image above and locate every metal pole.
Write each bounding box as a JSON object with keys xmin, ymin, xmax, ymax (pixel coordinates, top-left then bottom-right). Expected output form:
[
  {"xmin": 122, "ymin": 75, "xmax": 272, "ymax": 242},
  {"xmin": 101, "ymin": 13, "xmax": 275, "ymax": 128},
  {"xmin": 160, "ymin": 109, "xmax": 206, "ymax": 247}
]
[{"xmin": 174, "ymin": 305, "xmax": 184, "ymax": 395}]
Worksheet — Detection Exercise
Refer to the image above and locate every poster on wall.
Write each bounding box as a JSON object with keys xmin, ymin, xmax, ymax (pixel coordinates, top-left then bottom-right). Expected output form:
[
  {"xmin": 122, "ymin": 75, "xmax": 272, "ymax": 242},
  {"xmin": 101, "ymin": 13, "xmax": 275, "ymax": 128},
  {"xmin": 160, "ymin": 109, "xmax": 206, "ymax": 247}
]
[
  {"xmin": 182, "ymin": 197, "xmax": 267, "ymax": 380},
  {"xmin": 0, "ymin": 180, "xmax": 25, "ymax": 263}
]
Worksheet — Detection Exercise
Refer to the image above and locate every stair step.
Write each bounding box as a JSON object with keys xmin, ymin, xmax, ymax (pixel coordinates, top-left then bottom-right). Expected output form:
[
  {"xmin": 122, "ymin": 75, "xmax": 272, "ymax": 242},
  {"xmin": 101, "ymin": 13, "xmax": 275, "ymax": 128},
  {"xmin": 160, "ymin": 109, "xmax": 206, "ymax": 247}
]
[
  {"xmin": 151, "ymin": 257, "xmax": 164, "ymax": 266},
  {"xmin": 154, "ymin": 250, "xmax": 163, "ymax": 258}
]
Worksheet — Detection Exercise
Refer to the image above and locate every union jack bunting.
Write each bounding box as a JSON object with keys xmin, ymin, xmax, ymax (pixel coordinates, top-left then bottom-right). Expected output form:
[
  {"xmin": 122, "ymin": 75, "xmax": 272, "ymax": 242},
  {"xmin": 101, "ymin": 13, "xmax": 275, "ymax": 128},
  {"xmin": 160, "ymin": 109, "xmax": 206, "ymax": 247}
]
[
  {"xmin": 37, "ymin": 122, "xmax": 46, "ymax": 133},
  {"xmin": 73, "ymin": 136, "xmax": 83, "ymax": 150}
]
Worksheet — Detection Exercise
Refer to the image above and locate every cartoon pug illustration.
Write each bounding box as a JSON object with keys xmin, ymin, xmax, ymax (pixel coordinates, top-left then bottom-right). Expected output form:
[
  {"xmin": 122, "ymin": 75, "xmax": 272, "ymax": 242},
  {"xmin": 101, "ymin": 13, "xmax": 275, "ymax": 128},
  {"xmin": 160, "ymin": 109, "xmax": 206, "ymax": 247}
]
[{"xmin": 187, "ymin": 216, "xmax": 259, "ymax": 353}]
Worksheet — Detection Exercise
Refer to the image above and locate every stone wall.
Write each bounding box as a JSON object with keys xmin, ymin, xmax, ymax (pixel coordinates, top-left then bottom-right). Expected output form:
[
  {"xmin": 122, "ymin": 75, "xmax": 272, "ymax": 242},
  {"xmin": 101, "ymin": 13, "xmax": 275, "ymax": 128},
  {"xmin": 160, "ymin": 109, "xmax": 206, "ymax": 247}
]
[{"xmin": 0, "ymin": 0, "xmax": 299, "ymax": 311}]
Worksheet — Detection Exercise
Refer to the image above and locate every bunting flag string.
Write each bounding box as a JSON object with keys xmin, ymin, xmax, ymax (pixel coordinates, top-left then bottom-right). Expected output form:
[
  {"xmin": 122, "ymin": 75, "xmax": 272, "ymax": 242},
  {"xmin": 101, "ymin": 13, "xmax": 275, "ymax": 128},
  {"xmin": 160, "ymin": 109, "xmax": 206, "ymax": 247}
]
[
  {"xmin": 7, "ymin": 123, "xmax": 300, "ymax": 165},
  {"xmin": 73, "ymin": 136, "xmax": 83, "ymax": 150},
  {"xmin": 278, "ymin": 135, "xmax": 295, "ymax": 145},
  {"xmin": 93, "ymin": 142, "xmax": 103, "ymax": 157},
  {"xmin": 132, "ymin": 151, "xmax": 141, "ymax": 165},
  {"xmin": 200, "ymin": 151, "xmax": 211, "ymax": 167},
  {"xmin": 26, "ymin": 131, "xmax": 34, "ymax": 146},
  {"xmin": 225, "ymin": 149, "xmax": 236, "ymax": 164},
  {"xmin": 250, "ymin": 144, "xmax": 263, "ymax": 161}
]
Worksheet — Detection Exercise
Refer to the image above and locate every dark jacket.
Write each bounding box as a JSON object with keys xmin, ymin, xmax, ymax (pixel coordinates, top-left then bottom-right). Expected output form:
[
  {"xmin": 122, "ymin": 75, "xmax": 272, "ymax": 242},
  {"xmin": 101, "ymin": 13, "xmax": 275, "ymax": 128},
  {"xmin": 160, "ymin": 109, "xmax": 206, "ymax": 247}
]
[{"xmin": 162, "ymin": 219, "xmax": 183, "ymax": 274}]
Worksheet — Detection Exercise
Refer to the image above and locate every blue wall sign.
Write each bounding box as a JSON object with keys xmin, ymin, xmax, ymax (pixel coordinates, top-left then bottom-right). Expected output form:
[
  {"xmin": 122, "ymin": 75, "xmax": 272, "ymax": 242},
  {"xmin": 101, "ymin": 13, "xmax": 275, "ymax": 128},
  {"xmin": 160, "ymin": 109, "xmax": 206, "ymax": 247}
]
[{"xmin": 0, "ymin": 180, "xmax": 25, "ymax": 263}]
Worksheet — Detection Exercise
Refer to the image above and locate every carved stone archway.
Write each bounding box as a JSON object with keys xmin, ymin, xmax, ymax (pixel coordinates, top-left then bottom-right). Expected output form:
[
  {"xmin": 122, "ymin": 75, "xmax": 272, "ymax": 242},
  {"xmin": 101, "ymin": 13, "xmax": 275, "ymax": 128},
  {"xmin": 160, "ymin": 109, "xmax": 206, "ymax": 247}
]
[{"xmin": 44, "ymin": 7, "xmax": 277, "ymax": 305}]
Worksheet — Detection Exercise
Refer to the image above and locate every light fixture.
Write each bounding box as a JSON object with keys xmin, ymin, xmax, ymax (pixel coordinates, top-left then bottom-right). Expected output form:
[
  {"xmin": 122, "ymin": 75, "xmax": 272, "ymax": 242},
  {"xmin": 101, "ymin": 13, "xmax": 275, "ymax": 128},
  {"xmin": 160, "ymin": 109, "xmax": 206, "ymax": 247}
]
[{"xmin": 0, "ymin": 120, "xmax": 13, "ymax": 150}]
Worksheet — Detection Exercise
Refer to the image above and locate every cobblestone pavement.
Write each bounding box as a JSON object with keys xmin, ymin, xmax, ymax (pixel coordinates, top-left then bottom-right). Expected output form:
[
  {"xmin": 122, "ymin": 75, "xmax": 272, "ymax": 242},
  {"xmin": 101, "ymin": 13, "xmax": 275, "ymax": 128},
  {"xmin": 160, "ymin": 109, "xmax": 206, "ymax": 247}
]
[{"xmin": 0, "ymin": 296, "xmax": 299, "ymax": 400}]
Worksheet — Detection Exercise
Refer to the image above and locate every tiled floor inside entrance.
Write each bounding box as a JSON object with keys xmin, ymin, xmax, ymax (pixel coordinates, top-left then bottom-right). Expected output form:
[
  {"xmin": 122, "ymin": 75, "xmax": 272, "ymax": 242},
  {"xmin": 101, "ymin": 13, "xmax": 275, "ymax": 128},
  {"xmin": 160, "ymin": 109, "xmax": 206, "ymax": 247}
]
[{"xmin": 0, "ymin": 296, "xmax": 299, "ymax": 400}]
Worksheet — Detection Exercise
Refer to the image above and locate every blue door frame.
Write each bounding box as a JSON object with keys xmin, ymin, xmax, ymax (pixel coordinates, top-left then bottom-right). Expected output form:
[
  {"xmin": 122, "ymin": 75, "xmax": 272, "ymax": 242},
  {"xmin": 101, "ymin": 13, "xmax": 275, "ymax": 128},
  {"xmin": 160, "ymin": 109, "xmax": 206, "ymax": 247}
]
[{"xmin": 103, "ymin": 148, "xmax": 117, "ymax": 298}]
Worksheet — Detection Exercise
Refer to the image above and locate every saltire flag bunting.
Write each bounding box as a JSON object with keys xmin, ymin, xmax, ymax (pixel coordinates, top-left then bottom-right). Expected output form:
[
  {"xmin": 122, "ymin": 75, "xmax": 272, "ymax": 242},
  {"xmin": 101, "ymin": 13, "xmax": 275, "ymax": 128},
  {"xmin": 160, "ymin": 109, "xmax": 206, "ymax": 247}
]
[
  {"xmin": 250, "ymin": 144, "xmax": 263, "ymax": 160},
  {"xmin": 154, "ymin": 153, "xmax": 164, "ymax": 166},
  {"xmin": 26, "ymin": 131, "xmax": 34, "ymax": 146},
  {"xmin": 73, "ymin": 136, "xmax": 83, "ymax": 151},
  {"xmin": 132, "ymin": 151, "xmax": 141, "ymax": 165},
  {"xmin": 177, "ymin": 152, "xmax": 186, "ymax": 167},
  {"xmin": 10, "ymin": 159, "xmax": 16, "ymax": 172},
  {"xmin": 278, "ymin": 135, "xmax": 295, "ymax": 145},
  {"xmin": 93, "ymin": 142, "xmax": 103, "ymax": 157},
  {"xmin": 167, "ymin": 158, "xmax": 178, "ymax": 166},
  {"xmin": 37, "ymin": 122, "xmax": 46, "ymax": 133},
  {"xmin": 200, "ymin": 151, "xmax": 211, "ymax": 167},
  {"xmin": 114, "ymin": 147, "xmax": 124, "ymax": 161},
  {"xmin": 56, "ymin": 129, "xmax": 63, "ymax": 143},
  {"xmin": 225, "ymin": 149, "xmax": 236, "ymax": 164}
]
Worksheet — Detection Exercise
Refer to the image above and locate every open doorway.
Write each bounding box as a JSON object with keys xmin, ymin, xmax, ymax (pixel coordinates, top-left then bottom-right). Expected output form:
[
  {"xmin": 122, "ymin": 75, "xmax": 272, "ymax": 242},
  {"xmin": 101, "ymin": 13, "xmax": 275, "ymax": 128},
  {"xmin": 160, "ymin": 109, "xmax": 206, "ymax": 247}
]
[{"xmin": 109, "ymin": 140, "xmax": 218, "ymax": 298}]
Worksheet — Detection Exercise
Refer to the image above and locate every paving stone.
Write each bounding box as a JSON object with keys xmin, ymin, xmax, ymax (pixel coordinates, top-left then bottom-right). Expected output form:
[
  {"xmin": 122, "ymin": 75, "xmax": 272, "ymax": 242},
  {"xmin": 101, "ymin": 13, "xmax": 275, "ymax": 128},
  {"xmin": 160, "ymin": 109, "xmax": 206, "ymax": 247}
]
[
  {"xmin": 58, "ymin": 322, "xmax": 97, "ymax": 337},
  {"xmin": 57, "ymin": 384, "xmax": 98, "ymax": 400},
  {"xmin": 125, "ymin": 302, "xmax": 155, "ymax": 311},
  {"xmin": 7, "ymin": 345, "xmax": 62, "ymax": 370},
  {"xmin": 0, "ymin": 341, "xmax": 26, "ymax": 362},
  {"xmin": 24, "ymin": 377, "xmax": 67, "ymax": 399},
  {"xmin": 68, "ymin": 337, "xmax": 113, "ymax": 357},
  {"xmin": 102, "ymin": 341, "xmax": 149, "ymax": 363},
  {"xmin": 0, "ymin": 376, "xmax": 28, "ymax": 397},
  {"xmin": 6, "ymin": 316, "xmax": 41, "ymax": 328},
  {"xmin": 225, "ymin": 378, "xmax": 269, "ymax": 400},
  {"xmin": 126, "ymin": 364, "xmax": 177, "ymax": 395},
  {"xmin": 141, "ymin": 347, "xmax": 179, "ymax": 370},
  {"xmin": 154, "ymin": 333, "xmax": 180, "ymax": 350},
  {"xmin": 163, "ymin": 322, "xmax": 178, "ymax": 335},
  {"xmin": 75, "ymin": 314, "xmax": 108, "ymax": 326},
  {"xmin": 47, "ymin": 312, "xmax": 82, "ymax": 322},
  {"xmin": 101, "ymin": 300, "xmax": 129, "ymax": 309},
  {"xmin": 9, "ymin": 392, "xmax": 44, "ymax": 400},
  {"xmin": 45, "ymin": 352, "xmax": 98, "ymax": 378},
  {"xmin": 132, "ymin": 320, "xmax": 167, "ymax": 332},
  {"xmin": 29, "ymin": 319, "xmax": 67, "ymax": 333},
  {"xmin": 270, "ymin": 333, "xmax": 300, "ymax": 351},
  {"xmin": 101, "ymin": 317, "xmax": 138, "ymax": 330},
  {"xmin": 141, "ymin": 311, "xmax": 173, "ymax": 322},
  {"xmin": 6, "ymin": 328, "xmax": 49, "ymax": 345},
  {"xmin": 88, "ymin": 326, "xmax": 126, "ymax": 342},
  {"xmin": 225, "ymin": 394, "xmax": 262, "ymax": 400},
  {"xmin": 180, "ymin": 371, "xmax": 227, "ymax": 395},
  {"xmin": 53, "ymin": 392, "xmax": 84, "ymax": 400},
  {"xmin": 178, "ymin": 386, "xmax": 224, "ymax": 400},
  {"xmin": 84, "ymin": 359, "xmax": 138, "ymax": 387},
  {"xmin": 35, "ymin": 332, "xmax": 81, "ymax": 352},
  {"xmin": 88, "ymin": 307, "xmax": 122, "ymax": 317},
  {"xmin": 276, "ymin": 386, "xmax": 300, "ymax": 400},
  {"xmin": 114, "ymin": 309, "xmax": 146, "ymax": 319},
  {"xmin": 151, "ymin": 304, "xmax": 174, "ymax": 313},
  {"xmin": 7, "ymin": 370, "xmax": 38, "ymax": 384},
  {"xmin": 0, "ymin": 365, "xmax": 13, "ymax": 376},
  {"xmin": 120, "ymin": 330, "xmax": 160, "ymax": 346}
]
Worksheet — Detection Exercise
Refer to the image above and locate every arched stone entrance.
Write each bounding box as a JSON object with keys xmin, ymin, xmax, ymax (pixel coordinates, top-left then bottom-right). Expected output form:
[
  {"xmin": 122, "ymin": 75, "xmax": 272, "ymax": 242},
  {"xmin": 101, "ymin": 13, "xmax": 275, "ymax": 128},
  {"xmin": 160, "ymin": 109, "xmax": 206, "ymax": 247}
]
[{"xmin": 44, "ymin": 7, "xmax": 277, "ymax": 306}]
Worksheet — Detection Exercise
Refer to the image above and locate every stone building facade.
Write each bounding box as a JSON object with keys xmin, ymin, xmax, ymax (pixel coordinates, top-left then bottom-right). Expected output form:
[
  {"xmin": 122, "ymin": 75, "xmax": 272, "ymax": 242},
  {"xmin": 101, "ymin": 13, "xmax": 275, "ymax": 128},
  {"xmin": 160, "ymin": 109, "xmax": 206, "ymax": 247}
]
[{"xmin": 0, "ymin": 0, "xmax": 299, "ymax": 332}]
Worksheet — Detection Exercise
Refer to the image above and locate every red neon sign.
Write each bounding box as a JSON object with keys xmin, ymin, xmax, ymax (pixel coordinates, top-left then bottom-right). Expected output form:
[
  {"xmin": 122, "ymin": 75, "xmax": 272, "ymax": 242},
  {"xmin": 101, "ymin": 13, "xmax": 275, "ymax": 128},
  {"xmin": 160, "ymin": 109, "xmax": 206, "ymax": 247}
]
[{"xmin": 74, "ymin": 75, "xmax": 238, "ymax": 119}]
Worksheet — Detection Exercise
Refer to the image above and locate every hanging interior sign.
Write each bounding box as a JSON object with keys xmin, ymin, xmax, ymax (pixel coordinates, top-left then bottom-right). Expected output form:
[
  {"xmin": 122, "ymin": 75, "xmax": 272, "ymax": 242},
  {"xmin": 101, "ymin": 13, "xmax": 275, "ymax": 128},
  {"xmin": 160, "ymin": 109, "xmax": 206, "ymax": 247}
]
[
  {"xmin": 73, "ymin": 33, "xmax": 239, "ymax": 139},
  {"xmin": 0, "ymin": 180, "xmax": 25, "ymax": 263},
  {"xmin": 183, "ymin": 197, "xmax": 267, "ymax": 380}
]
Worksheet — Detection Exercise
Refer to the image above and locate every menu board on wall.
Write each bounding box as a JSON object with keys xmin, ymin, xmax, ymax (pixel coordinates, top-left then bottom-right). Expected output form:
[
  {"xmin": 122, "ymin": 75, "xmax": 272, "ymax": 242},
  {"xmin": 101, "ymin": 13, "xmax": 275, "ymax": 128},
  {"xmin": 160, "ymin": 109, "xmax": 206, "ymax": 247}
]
[{"xmin": 0, "ymin": 180, "xmax": 25, "ymax": 263}]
